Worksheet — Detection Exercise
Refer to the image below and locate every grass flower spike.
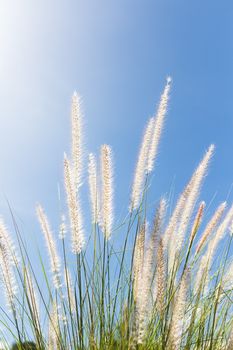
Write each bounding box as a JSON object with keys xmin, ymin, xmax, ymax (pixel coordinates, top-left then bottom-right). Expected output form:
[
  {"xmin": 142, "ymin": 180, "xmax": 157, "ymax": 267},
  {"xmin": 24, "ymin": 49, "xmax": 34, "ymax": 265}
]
[
  {"xmin": 64, "ymin": 154, "xmax": 85, "ymax": 253},
  {"xmin": 36, "ymin": 205, "xmax": 62, "ymax": 290},
  {"xmin": 130, "ymin": 117, "xmax": 154, "ymax": 211},
  {"xmin": 147, "ymin": 76, "xmax": 171, "ymax": 173},
  {"xmin": 195, "ymin": 201, "xmax": 226, "ymax": 255},
  {"xmin": 71, "ymin": 92, "xmax": 83, "ymax": 190},
  {"xmin": 100, "ymin": 144, "xmax": 114, "ymax": 239},
  {"xmin": 0, "ymin": 221, "xmax": 17, "ymax": 310},
  {"xmin": 88, "ymin": 153, "xmax": 99, "ymax": 224}
]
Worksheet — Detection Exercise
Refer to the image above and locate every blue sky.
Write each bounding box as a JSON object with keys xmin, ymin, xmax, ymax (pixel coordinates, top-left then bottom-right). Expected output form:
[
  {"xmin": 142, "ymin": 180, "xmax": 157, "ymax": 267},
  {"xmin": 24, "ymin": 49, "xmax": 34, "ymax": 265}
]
[{"xmin": 0, "ymin": 0, "xmax": 232, "ymax": 312}]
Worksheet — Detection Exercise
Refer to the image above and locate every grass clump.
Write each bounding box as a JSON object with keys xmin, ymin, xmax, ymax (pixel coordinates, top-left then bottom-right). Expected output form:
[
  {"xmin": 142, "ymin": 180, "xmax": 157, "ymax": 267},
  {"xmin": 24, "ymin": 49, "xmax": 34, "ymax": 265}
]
[{"xmin": 0, "ymin": 78, "xmax": 232, "ymax": 349}]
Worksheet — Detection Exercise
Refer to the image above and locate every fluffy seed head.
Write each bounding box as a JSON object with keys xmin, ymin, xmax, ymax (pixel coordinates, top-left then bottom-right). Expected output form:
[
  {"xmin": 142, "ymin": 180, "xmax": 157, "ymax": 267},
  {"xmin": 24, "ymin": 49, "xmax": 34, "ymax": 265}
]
[
  {"xmin": 166, "ymin": 145, "xmax": 214, "ymax": 272},
  {"xmin": 175, "ymin": 145, "xmax": 215, "ymax": 254},
  {"xmin": 207, "ymin": 203, "xmax": 233, "ymax": 263},
  {"xmin": 100, "ymin": 144, "xmax": 114, "ymax": 239},
  {"xmin": 0, "ymin": 221, "xmax": 18, "ymax": 310},
  {"xmin": 163, "ymin": 179, "xmax": 193, "ymax": 250},
  {"xmin": 147, "ymin": 77, "xmax": 171, "ymax": 173},
  {"xmin": 189, "ymin": 201, "xmax": 206, "ymax": 244},
  {"xmin": 71, "ymin": 91, "xmax": 83, "ymax": 189},
  {"xmin": 195, "ymin": 202, "xmax": 226, "ymax": 255},
  {"xmin": 195, "ymin": 203, "xmax": 233, "ymax": 293},
  {"xmin": 36, "ymin": 205, "xmax": 62, "ymax": 290},
  {"xmin": 154, "ymin": 238, "xmax": 166, "ymax": 315},
  {"xmin": 133, "ymin": 224, "xmax": 145, "ymax": 303},
  {"xmin": 88, "ymin": 153, "xmax": 100, "ymax": 224},
  {"xmin": 130, "ymin": 117, "xmax": 154, "ymax": 211},
  {"xmin": 64, "ymin": 154, "xmax": 85, "ymax": 253},
  {"xmin": 130, "ymin": 78, "xmax": 171, "ymax": 211}
]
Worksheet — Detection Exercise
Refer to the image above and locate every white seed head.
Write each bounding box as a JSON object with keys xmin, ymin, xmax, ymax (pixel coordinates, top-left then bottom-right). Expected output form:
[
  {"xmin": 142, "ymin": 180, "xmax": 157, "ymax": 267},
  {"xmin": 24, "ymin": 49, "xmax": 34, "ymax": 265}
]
[
  {"xmin": 88, "ymin": 153, "xmax": 100, "ymax": 224},
  {"xmin": 195, "ymin": 203, "xmax": 233, "ymax": 293},
  {"xmin": 195, "ymin": 202, "xmax": 226, "ymax": 255},
  {"xmin": 207, "ymin": 203, "xmax": 233, "ymax": 262},
  {"xmin": 154, "ymin": 238, "xmax": 166, "ymax": 315},
  {"xmin": 71, "ymin": 92, "xmax": 83, "ymax": 190},
  {"xmin": 147, "ymin": 77, "xmax": 171, "ymax": 173},
  {"xmin": 0, "ymin": 221, "xmax": 18, "ymax": 310},
  {"xmin": 167, "ymin": 145, "xmax": 214, "ymax": 270},
  {"xmin": 133, "ymin": 224, "xmax": 145, "ymax": 303},
  {"xmin": 175, "ymin": 145, "xmax": 215, "ymax": 254},
  {"xmin": 64, "ymin": 154, "xmax": 85, "ymax": 254},
  {"xmin": 130, "ymin": 117, "xmax": 154, "ymax": 211},
  {"xmin": 36, "ymin": 205, "xmax": 62, "ymax": 289},
  {"xmin": 163, "ymin": 179, "xmax": 193, "ymax": 250},
  {"xmin": 189, "ymin": 201, "xmax": 205, "ymax": 244},
  {"xmin": 100, "ymin": 145, "xmax": 114, "ymax": 239}
]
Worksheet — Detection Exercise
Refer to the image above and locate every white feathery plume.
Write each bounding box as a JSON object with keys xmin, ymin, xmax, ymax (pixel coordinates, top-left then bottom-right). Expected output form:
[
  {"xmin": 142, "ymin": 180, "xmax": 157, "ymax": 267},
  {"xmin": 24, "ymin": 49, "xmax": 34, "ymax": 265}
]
[
  {"xmin": 195, "ymin": 204, "xmax": 233, "ymax": 293},
  {"xmin": 136, "ymin": 198, "xmax": 166, "ymax": 344},
  {"xmin": 207, "ymin": 203, "xmax": 233, "ymax": 263},
  {"xmin": 88, "ymin": 153, "xmax": 100, "ymax": 224},
  {"xmin": 64, "ymin": 154, "xmax": 85, "ymax": 253},
  {"xmin": 142, "ymin": 199, "xmax": 166, "ymax": 296},
  {"xmin": 189, "ymin": 201, "xmax": 205, "ymax": 245},
  {"xmin": 146, "ymin": 76, "xmax": 172, "ymax": 173},
  {"xmin": 130, "ymin": 78, "xmax": 171, "ymax": 211},
  {"xmin": 164, "ymin": 145, "xmax": 214, "ymax": 253},
  {"xmin": 169, "ymin": 270, "xmax": 189, "ymax": 350},
  {"xmin": 36, "ymin": 205, "xmax": 61, "ymax": 290},
  {"xmin": 64, "ymin": 268, "xmax": 76, "ymax": 313},
  {"xmin": 175, "ymin": 145, "xmax": 215, "ymax": 254},
  {"xmin": 133, "ymin": 224, "xmax": 145, "ymax": 303},
  {"xmin": 0, "ymin": 218, "xmax": 19, "ymax": 266},
  {"xmin": 0, "ymin": 221, "xmax": 17, "ymax": 310},
  {"xmin": 163, "ymin": 179, "xmax": 193, "ymax": 250},
  {"xmin": 130, "ymin": 117, "xmax": 154, "ymax": 211},
  {"xmin": 71, "ymin": 92, "xmax": 83, "ymax": 189},
  {"xmin": 131, "ymin": 224, "xmax": 145, "ymax": 348},
  {"xmin": 168, "ymin": 145, "xmax": 214, "ymax": 270},
  {"xmin": 153, "ymin": 238, "xmax": 166, "ymax": 315},
  {"xmin": 100, "ymin": 144, "xmax": 114, "ymax": 239},
  {"xmin": 195, "ymin": 202, "xmax": 226, "ymax": 256}
]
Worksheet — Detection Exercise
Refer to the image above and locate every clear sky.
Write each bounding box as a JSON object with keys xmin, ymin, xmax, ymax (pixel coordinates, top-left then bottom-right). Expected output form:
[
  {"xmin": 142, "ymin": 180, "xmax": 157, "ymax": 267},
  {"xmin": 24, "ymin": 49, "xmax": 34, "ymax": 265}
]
[{"xmin": 0, "ymin": 0, "xmax": 232, "ymax": 315}]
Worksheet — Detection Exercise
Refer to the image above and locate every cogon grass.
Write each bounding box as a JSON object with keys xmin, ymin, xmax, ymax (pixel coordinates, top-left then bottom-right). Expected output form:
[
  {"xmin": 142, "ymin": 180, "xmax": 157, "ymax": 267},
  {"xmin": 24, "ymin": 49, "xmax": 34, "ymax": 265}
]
[{"xmin": 0, "ymin": 79, "xmax": 233, "ymax": 349}]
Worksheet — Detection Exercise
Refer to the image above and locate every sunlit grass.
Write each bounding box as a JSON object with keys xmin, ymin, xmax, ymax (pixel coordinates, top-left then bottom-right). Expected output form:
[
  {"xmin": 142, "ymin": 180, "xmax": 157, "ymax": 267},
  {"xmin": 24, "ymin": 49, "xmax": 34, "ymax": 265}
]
[{"xmin": 0, "ymin": 79, "xmax": 232, "ymax": 349}]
